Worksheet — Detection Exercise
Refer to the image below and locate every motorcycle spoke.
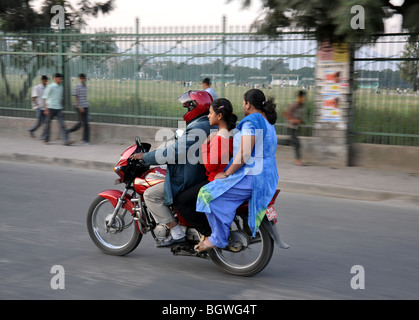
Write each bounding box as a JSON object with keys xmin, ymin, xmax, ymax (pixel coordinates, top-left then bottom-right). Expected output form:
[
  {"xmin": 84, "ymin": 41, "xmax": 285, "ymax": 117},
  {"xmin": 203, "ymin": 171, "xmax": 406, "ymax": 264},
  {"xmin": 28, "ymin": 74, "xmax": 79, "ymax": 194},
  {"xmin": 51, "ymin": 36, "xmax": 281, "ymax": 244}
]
[
  {"xmin": 91, "ymin": 199, "xmax": 137, "ymax": 250},
  {"xmin": 214, "ymin": 233, "xmax": 264, "ymax": 268}
]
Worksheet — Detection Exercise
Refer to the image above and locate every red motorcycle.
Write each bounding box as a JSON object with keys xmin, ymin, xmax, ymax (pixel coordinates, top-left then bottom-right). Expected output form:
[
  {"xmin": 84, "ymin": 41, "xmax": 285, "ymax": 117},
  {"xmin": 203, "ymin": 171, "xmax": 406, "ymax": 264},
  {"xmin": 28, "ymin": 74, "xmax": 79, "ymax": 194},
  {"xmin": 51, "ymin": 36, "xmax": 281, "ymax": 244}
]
[{"xmin": 87, "ymin": 137, "xmax": 289, "ymax": 276}]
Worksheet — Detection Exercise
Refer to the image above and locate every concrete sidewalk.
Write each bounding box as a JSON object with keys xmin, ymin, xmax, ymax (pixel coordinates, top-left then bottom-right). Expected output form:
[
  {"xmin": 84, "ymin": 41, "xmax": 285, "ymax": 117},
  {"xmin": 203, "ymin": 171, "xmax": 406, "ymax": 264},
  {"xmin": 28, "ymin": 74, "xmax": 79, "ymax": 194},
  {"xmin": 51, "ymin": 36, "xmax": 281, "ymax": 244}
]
[{"xmin": 0, "ymin": 135, "xmax": 418, "ymax": 202}]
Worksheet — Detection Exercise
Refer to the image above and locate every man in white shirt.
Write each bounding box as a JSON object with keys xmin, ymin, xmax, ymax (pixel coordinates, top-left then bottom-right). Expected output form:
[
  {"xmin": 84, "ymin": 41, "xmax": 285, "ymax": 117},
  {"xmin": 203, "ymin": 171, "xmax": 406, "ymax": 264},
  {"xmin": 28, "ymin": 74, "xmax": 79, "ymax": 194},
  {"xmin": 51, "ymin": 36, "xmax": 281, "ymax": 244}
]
[
  {"xmin": 42, "ymin": 73, "xmax": 72, "ymax": 145},
  {"xmin": 28, "ymin": 75, "xmax": 48, "ymax": 138},
  {"xmin": 201, "ymin": 77, "xmax": 218, "ymax": 100}
]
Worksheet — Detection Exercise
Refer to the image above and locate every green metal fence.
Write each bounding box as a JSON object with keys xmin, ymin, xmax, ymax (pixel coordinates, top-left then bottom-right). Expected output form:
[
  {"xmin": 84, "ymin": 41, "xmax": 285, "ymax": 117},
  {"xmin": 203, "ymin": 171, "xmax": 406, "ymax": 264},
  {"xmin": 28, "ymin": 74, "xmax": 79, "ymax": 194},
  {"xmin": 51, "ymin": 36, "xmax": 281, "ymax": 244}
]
[
  {"xmin": 0, "ymin": 25, "xmax": 418, "ymax": 146},
  {"xmin": 353, "ymin": 33, "xmax": 419, "ymax": 146},
  {"xmin": 0, "ymin": 24, "xmax": 317, "ymax": 135}
]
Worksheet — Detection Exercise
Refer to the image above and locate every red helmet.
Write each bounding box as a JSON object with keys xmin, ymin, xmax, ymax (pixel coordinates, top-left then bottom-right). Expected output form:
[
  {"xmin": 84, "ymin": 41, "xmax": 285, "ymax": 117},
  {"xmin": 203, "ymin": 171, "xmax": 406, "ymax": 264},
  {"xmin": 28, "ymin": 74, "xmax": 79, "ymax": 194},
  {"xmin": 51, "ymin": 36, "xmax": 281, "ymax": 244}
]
[{"xmin": 178, "ymin": 90, "xmax": 213, "ymax": 124}]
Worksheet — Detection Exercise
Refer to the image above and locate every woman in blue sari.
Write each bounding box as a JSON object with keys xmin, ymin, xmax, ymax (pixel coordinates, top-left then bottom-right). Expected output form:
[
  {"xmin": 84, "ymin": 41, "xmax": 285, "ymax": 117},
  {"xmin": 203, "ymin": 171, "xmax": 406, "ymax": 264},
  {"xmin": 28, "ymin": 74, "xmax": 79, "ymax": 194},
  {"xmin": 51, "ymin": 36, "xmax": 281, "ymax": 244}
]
[{"xmin": 195, "ymin": 89, "xmax": 279, "ymax": 252}]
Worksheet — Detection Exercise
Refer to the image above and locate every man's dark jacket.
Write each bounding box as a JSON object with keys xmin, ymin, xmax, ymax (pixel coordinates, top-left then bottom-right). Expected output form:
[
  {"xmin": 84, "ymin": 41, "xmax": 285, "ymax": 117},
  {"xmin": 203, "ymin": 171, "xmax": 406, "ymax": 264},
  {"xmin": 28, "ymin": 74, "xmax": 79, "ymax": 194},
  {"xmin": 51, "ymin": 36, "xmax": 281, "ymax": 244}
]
[{"xmin": 142, "ymin": 115, "xmax": 213, "ymax": 206}]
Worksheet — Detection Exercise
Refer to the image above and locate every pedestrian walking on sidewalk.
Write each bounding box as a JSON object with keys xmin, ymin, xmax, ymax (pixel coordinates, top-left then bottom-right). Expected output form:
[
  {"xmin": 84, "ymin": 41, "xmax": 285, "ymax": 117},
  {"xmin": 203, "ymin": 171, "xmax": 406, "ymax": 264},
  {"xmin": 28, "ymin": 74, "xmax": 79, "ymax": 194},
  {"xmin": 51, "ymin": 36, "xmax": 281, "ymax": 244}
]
[
  {"xmin": 279, "ymin": 90, "xmax": 306, "ymax": 166},
  {"xmin": 67, "ymin": 73, "xmax": 90, "ymax": 145},
  {"xmin": 28, "ymin": 75, "xmax": 48, "ymax": 139},
  {"xmin": 41, "ymin": 73, "xmax": 72, "ymax": 146}
]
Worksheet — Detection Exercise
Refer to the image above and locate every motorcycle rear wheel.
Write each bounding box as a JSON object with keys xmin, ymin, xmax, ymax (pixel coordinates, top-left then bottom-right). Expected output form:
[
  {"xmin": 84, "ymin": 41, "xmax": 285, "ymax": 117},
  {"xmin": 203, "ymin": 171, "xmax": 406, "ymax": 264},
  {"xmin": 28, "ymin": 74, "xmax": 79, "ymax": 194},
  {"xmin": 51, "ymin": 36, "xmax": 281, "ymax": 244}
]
[
  {"xmin": 208, "ymin": 220, "xmax": 274, "ymax": 276},
  {"xmin": 87, "ymin": 195, "xmax": 142, "ymax": 256}
]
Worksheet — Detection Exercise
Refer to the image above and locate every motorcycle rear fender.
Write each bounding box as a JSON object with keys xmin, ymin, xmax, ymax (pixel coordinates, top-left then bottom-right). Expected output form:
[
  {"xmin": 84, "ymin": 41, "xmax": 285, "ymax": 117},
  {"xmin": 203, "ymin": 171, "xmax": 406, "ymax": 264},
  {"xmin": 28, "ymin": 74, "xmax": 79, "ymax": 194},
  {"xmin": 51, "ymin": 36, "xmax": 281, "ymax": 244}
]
[
  {"xmin": 269, "ymin": 189, "xmax": 280, "ymax": 206},
  {"xmin": 261, "ymin": 217, "xmax": 290, "ymax": 249},
  {"xmin": 99, "ymin": 189, "xmax": 135, "ymax": 214}
]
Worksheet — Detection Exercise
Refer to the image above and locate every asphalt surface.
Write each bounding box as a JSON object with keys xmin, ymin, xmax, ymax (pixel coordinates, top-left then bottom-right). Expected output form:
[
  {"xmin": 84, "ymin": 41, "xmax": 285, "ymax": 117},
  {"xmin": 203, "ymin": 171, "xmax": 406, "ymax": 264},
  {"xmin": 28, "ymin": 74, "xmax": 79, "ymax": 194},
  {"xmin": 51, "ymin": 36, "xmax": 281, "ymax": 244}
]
[{"xmin": 1, "ymin": 161, "xmax": 419, "ymax": 300}]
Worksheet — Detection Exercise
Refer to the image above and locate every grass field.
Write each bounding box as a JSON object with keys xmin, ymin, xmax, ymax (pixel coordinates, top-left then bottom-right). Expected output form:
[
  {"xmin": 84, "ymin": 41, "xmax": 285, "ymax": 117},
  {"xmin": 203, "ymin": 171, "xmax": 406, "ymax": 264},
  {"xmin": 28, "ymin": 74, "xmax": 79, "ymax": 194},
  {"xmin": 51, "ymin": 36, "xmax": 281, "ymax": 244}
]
[
  {"xmin": 82, "ymin": 79, "xmax": 317, "ymax": 136},
  {"xmin": 0, "ymin": 75, "xmax": 314, "ymax": 128},
  {"xmin": 354, "ymin": 89, "xmax": 419, "ymax": 145},
  {"xmin": 85, "ymin": 78, "xmax": 312, "ymax": 119}
]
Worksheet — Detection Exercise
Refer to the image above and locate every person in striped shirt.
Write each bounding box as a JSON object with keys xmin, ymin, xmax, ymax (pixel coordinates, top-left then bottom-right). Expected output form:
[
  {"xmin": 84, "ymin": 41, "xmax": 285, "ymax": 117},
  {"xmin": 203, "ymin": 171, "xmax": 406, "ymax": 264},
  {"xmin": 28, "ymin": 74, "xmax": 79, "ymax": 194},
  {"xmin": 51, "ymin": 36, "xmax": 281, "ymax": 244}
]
[{"xmin": 67, "ymin": 73, "xmax": 90, "ymax": 144}]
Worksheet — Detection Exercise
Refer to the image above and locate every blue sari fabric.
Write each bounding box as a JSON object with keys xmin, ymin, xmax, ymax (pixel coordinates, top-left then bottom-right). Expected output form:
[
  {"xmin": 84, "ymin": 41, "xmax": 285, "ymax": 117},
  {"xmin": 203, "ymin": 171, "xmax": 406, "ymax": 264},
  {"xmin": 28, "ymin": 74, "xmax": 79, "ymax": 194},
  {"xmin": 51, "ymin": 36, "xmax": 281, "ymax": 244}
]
[{"xmin": 196, "ymin": 113, "xmax": 279, "ymax": 239}]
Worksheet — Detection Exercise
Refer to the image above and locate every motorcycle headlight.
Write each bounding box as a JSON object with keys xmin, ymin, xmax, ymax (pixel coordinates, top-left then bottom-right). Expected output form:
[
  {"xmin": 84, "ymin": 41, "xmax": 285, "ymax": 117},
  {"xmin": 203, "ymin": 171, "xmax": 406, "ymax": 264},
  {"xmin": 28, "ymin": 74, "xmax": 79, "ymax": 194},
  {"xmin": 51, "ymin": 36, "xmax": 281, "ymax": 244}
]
[
  {"xmin": 114, "ymin": 165, "xmax": 122, "ymax": 176},
  {"xmin": 114, "ymin": 166, "xmax": 123, "ymax": 184}
]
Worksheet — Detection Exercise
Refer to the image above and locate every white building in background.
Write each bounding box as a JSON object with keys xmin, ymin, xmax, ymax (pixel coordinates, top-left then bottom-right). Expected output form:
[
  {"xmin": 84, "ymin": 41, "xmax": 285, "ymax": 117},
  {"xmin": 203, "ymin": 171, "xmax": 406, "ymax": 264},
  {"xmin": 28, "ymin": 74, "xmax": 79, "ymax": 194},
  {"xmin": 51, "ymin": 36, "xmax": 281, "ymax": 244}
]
[{"xmin": 270, "ymin": 74, "xmax": 300, "ymax": 86}]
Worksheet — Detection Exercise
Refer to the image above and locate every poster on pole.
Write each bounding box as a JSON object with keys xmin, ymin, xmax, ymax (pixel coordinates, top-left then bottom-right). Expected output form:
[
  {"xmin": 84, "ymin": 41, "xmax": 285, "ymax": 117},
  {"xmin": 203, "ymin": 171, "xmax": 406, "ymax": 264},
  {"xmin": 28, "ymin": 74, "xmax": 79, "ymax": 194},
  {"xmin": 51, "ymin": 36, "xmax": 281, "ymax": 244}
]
[{"xmin": 317, "ymin": 42, "xmax": 350, "ymax": 122}]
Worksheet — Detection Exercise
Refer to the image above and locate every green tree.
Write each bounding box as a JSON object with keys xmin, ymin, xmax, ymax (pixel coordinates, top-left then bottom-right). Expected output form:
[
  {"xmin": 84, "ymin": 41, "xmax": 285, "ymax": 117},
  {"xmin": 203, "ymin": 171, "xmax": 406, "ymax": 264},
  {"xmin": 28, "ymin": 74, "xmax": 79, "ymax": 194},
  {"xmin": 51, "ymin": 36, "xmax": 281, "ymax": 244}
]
[
  {"xmin": 0, "ymin": 0, "xmax": 39, "ymax": 31},
  {"xmin": 0, "ymin": 0, "xmax": 116, "ymax": 108},
  {"xmin": 260, "ymin": 58, "xmax": 289, "ymax": 75},
  {"xmin": 399, "ymin": 36, "xmax": 419, "ymax": 91},
  {"xmin": 232, "ymin": 0, "xmax": 419, "ymax": 45},
  {"xmin": 0, "ymin": 0, "xmax": 115, "ymax": 31}
]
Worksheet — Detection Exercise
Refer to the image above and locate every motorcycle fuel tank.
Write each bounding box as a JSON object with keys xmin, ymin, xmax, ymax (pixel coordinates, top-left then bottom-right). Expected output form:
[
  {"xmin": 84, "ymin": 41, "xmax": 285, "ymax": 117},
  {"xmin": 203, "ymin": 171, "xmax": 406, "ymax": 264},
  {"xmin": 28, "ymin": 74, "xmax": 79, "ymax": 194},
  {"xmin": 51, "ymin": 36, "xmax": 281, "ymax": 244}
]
[{"xmin": 134, "ymin": 166, "xmax": 166, "ymax": 193}]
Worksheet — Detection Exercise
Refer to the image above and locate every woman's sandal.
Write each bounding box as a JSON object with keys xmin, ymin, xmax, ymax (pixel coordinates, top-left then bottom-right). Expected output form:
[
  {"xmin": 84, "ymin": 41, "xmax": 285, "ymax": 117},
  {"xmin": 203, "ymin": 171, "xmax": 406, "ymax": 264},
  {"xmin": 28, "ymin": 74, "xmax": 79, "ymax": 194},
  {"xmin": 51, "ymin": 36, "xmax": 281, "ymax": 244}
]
[{"xmin": 194, "ymin": 236, "xmax": 215, "ymax": 253}]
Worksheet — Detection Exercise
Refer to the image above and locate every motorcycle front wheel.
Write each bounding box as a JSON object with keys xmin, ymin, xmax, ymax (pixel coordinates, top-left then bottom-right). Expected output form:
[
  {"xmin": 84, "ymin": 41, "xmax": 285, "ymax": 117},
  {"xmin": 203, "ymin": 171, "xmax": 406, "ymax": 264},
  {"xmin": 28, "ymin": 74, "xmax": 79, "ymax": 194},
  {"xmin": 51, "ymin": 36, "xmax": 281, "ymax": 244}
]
[
  {"xmin": 208, "ymin": 219, "xmax": 274, "ymax": 277},
  {"xmin": 87, "ymin": 195, "xmax": 142, "ymax": 256}
]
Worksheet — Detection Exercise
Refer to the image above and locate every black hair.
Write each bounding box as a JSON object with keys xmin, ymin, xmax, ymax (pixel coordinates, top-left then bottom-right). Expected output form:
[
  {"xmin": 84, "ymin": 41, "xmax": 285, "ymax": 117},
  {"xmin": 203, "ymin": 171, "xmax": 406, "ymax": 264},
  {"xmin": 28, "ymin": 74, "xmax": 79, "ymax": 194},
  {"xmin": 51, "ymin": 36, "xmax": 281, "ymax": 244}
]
[
  {"xmin": 297, "ymin": 90, "xmax": 306, "ymax": 97},
  {"xmin": 41, "ymin": 75, "xmax": 48, "ymax": 80},
  {"xmin": 79, "ymin": 73, "xmax": 86, "ymax": 79},
  {"xmin": 243, "ymin": 88, "xmax": 277, "ymax": 124},
  {"xmin": 54, "ymin": 73, "xmax": 63, "ymax": 78},
  {"xmin": 211, "ymin": 98, "xmax": 237, "ymax": 131},
  {"xmin": 202, "ymin": 78, "xmax": 211, "ymax": 85}
]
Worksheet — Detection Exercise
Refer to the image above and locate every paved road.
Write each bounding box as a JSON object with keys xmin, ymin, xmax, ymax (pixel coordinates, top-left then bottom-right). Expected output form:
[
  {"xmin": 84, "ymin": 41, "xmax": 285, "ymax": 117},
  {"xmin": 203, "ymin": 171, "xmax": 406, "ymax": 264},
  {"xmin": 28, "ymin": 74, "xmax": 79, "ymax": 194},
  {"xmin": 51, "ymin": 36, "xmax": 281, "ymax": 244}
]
[{"xmin": 1, "ymin": 161, "xmax": 419, "ymax": 300}]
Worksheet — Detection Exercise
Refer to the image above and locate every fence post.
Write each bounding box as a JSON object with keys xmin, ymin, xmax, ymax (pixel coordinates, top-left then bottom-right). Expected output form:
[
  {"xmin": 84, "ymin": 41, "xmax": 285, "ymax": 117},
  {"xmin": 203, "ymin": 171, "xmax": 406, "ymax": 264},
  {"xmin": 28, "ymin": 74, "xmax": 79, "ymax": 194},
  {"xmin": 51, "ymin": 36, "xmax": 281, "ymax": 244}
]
[
  {"xmin": 135, "ymin": 17, "xmax": 140, "ymax": 126},
  {"xmin": 221, "ymin": 15, "xmax": 226, "ymax": 98},
  {"xmin": 58, "ymin": 28, "xmax": 71, "ymax": 112},
  {"xmin": 58, "ymin": 28, "xmax": 63, "ymax": 75}
]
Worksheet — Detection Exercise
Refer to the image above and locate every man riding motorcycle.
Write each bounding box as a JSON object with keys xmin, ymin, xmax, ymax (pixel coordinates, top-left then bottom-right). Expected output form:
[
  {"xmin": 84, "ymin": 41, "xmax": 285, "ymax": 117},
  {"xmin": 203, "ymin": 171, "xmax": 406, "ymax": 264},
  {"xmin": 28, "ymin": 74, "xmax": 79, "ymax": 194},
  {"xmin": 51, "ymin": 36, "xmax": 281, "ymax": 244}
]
[{"xmin": 130, "ymin": 90, "xmax": 214, "ymax": 247}]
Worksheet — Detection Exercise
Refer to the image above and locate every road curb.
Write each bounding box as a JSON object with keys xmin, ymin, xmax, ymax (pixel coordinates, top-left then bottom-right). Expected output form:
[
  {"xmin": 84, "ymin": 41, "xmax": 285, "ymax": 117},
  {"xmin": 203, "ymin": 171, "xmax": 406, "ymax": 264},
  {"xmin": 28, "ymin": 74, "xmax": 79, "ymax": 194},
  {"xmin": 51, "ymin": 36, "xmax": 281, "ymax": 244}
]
[
  {"xmin": 1, "ymin": 152, "xmax": 418, "ymax": 202},
  {"xmin": 279, "ymin": 180, "xmax": 419, "ymax": 202},
  {"xmin": 0, "ymin": 153, "xmax": 114, "ymax": 172}
]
